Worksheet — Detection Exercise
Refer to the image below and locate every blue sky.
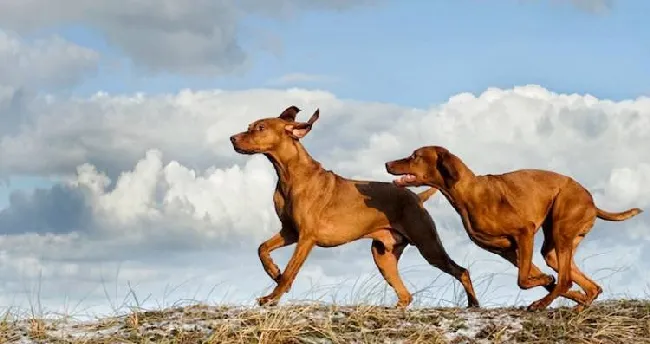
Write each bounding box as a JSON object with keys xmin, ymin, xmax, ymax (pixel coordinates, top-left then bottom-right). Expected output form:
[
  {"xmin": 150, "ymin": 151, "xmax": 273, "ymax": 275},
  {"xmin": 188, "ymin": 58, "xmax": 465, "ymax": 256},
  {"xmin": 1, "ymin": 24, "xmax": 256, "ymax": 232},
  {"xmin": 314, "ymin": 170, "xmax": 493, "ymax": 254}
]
[
  {"xmin": 1, "ymin": 0, "xmax": 649, "ymax": 313},
  {"xmin": 63, "ymin": 0, "xmax": 648, "ymax": 104},
  {"xmin": 3, "ymin": 0, "xmax": 646, "ymax": 209}
]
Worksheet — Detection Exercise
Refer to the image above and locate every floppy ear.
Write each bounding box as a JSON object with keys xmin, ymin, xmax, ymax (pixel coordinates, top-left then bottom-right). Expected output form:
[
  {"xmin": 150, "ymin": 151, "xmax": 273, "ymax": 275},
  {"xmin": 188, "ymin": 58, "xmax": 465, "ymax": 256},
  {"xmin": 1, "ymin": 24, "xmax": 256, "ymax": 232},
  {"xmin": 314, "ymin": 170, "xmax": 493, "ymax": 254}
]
[
  {"xmin": 279, "ymin": 105, "xmax": 300, "ymax": 122},
  {"xmin": 285, "ymin": 122, "xmax": 311, "ymax": 139},
  {"xmin": 306, "ymin": 108, "xmax": 320, "ymax": 126},
  {"xmin": 436, "ymin": 149, "xmax": 460, "ymax": 187},
  {"xmin": 284, "ymin": 109, "xmax": 320, "ymax": 139}
]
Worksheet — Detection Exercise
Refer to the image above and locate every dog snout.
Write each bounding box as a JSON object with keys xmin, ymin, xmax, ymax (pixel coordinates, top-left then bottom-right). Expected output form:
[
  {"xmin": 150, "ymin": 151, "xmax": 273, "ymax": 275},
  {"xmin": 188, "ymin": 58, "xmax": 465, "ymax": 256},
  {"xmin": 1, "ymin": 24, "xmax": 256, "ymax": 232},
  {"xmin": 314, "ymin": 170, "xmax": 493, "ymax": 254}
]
[
  {"xmin": 385, "ymin": 158, "xmax": 409, "ymax": 175},
  {"xmin": 385, "ymin": 161, "xmax": 398, "ymax": 174}
]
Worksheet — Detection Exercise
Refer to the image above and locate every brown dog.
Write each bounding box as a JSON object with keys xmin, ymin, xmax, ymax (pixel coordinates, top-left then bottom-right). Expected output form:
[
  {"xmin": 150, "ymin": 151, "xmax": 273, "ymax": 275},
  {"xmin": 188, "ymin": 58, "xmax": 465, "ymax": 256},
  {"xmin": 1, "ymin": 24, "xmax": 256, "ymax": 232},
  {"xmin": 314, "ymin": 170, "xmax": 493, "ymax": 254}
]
[
  {"xmin": 385, "ymin": 145, "xmax": 642, "ymax": 311},
  {"xmin": 230, "ymin": 107, "xmax": 479, "ymax": 308}
]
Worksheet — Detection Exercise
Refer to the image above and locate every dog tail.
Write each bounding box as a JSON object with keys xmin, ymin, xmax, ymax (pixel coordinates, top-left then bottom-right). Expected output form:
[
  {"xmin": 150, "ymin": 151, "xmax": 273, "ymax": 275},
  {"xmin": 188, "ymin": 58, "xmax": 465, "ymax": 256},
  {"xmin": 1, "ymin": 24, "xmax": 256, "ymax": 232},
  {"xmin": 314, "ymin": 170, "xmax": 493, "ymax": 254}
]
[
  {"xmin": 417, "ymin": 188, "xmax": 438, "ymax": 204},
  {"xmin": 596, "ymin": 207, "xmax": 643, "ymax": 221}
]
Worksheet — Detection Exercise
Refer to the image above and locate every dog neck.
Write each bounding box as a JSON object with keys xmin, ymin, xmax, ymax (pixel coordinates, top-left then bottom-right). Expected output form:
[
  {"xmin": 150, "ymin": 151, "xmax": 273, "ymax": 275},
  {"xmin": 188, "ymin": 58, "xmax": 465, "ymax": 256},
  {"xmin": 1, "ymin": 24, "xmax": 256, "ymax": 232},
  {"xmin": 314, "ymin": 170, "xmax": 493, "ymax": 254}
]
[
  {"xmin": 432, "ymin": 160, "xmax": 477, "ymax": 209},
  {"xmin": 264, "ymin": 140, "xmax": 324, "ymax": 193}
]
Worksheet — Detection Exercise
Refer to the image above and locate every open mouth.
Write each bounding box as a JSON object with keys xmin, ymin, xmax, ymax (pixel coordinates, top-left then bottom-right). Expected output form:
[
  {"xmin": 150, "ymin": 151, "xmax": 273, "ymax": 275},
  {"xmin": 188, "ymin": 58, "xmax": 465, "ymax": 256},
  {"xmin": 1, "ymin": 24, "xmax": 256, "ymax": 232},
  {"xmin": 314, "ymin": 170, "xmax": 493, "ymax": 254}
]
[{"xmin": 393, "ymin": 174, "xmax": 418, "ymax": 186}]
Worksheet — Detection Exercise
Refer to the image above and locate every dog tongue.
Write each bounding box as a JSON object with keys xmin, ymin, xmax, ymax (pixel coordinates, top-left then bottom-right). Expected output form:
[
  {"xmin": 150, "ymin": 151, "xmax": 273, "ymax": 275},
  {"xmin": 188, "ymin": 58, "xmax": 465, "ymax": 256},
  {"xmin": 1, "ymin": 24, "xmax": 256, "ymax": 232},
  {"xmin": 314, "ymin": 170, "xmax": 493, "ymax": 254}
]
[{"xmin": 394, "ymin": 174, "xmax": 416, "ymax": 186}]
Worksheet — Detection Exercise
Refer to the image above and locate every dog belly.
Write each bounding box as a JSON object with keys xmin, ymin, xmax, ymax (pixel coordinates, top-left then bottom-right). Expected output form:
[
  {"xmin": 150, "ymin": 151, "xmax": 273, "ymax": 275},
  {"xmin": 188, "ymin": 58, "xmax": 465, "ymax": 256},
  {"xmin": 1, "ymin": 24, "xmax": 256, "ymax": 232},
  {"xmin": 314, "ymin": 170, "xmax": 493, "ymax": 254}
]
[
  {"xmin": 470, "ymin": 232, "xmax": 513, "ymax": 250},
  {"xmin": 467, "ymin": 208, "xmax": 530, "ymax": 236},
  {"xmin": 315, "ymin": 236, "xmax": 356, "ymax": 248},
  {"xmin": 314, "ymin": 225, "xmax": 370, "ymax": 248}
]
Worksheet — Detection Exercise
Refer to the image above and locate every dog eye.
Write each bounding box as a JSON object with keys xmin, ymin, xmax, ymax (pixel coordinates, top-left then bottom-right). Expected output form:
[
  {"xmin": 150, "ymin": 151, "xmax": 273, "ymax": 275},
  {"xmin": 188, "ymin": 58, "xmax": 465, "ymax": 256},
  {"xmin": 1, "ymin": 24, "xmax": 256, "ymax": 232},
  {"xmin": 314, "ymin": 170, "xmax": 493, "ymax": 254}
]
[{"xmin": 257, "ymin": 125, "xmax": 265, "ymax": 131}]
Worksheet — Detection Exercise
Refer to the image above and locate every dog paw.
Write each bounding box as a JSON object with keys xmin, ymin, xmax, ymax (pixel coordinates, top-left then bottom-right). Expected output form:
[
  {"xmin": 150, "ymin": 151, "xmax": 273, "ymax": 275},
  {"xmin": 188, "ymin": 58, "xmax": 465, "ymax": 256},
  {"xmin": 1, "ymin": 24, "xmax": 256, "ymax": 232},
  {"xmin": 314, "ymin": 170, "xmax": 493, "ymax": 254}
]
[
  {"xmin": 543, "ymin": 274, "xmax": 556, "ymax": 286},
  {"xmin": 395, "ymin": 296, "xmax": 413, "ymax": 309},
  {"xmin": 573, "ymin": 304, "xmax": 586, "ymax": 312},
  {"xmin": 526, "ymin": 300, "xmax": 548, "ymax": 311},
  {"xmin": 257, "ymin": 295, "xmax": 279, "ymax": 307}
]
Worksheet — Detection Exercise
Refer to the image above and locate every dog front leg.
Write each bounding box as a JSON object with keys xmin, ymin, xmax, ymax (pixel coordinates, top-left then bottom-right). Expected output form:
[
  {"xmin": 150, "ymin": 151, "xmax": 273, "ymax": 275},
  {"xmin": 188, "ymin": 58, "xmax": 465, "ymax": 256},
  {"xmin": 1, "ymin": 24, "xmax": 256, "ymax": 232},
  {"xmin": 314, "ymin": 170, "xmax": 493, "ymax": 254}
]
[
  {"xmin": 258, "ymin": 228, "xmax": 297, "ymax": 283},
  {"xmin": 257, "ymin": 237, "xmax": 315, "ymax": 306}
]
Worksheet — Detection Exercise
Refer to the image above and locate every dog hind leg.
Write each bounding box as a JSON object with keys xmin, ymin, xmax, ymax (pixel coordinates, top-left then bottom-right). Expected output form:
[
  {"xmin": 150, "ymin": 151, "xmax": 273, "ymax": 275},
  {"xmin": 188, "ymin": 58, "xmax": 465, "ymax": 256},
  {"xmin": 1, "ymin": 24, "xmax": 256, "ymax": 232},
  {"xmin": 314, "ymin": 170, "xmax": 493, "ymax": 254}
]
[
  {"xmin": 404, "ymin": 209, "xmax": 479, "ymax": 307},
  {"xmin": 530, "ymin": 188, "xmax": 597, "ymax": 310},
  {"xmin": 369, "ymin": 229, "xmax": 412, "ymax": 308},
  {"xmin": 542, "ymin": 233, "xmax": 601, "ymax": 310}
]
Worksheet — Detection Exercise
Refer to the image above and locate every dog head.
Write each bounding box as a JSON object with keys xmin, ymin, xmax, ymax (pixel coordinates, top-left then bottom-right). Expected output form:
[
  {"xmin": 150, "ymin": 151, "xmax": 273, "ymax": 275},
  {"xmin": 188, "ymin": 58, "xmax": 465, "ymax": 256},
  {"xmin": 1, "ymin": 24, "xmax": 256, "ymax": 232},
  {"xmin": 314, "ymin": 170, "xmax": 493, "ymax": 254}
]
[
  {"xmin": 385, "ymin": 146, "xmax": 461, "ymax": 188},
  {"xmin": 230, "ymin": 105, "xmax": 320, "ymax": 155}
]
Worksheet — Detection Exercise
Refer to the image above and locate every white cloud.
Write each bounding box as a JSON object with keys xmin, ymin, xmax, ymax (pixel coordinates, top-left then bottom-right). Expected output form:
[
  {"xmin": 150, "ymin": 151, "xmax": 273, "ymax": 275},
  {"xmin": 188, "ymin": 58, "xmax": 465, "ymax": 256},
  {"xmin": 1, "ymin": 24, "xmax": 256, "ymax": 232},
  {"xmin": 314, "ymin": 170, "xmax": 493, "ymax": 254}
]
[
  {"xmin": 595, "ymin": 163, "xmax": 650, "ymax": 210},
  {"xmin": 0, "ymin": 30, "xmax": 99, "ymax": 90},
  {"xmin": 1, "ymin": 85, "xmax": 649, "ymax": 315},
  {"xmin": 0, "ymin": 88, "xmax": 340, "ymax": 176},
  {"xmin": 0, "ymin": 0, "xmax": 377, "ymax": 76},
  {"xmin": 0, "ymin": 30, "xmax": 100, "ymax": 138},
  {"xmin": 268, "ymin": 73, "xmax": 338, "ymax": 86}
]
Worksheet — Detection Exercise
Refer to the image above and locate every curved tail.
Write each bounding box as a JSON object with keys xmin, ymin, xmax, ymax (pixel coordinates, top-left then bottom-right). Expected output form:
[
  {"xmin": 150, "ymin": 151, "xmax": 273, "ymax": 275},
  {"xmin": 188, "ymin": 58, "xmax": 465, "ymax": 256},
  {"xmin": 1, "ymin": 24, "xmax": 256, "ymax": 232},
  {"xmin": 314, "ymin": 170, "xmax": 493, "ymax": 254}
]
[
  {"xmin": 597, "ymin": 207, "xmax": 643, "ymax": 221},
  {"xmin": 417, "ymin": 188, "xmax": 439, "ymax": 204}
]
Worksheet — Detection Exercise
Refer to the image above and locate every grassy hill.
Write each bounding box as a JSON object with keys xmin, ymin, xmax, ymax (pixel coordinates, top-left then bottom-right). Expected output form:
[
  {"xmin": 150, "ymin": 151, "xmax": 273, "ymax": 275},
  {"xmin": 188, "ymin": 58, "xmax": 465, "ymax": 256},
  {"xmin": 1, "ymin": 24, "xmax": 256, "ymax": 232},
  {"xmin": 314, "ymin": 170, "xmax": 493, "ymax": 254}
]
[{"xmin": 2, "ymin": 300, "xmax": 650, "ymax": 343}]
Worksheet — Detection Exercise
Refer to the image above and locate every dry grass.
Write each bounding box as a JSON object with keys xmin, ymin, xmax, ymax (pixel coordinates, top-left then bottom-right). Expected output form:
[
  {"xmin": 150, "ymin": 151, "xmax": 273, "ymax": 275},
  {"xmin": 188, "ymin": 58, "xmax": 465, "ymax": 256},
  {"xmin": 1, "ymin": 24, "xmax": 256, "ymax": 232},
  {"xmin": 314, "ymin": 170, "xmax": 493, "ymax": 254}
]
[{"xmin": 1, "ymin": 299, "xmax": 650, "ymax": 343}]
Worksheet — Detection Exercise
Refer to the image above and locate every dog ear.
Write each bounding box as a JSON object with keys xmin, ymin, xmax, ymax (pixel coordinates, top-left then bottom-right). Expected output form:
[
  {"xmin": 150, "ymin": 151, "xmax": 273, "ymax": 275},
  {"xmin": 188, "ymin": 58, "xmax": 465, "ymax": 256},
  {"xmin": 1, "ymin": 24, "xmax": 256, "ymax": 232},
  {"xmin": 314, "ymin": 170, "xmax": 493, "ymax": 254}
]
[
  {"xmin": 436, "ymin": 149, "xmax": 460, "ymax": 187},
  {"xmin": 284, "ymin": 109, "xmax": 319, "ymax": 139},
  {"xmin": 306, "ymin": 108, "xmax": 320, "ymax": 126},
  {"xmin": 279, "ymin": 105, "xmax": 300, "ymax": 122},
  {"xmin": 285, "ymin": 122, "xmax": 312, "ymax": 139}
]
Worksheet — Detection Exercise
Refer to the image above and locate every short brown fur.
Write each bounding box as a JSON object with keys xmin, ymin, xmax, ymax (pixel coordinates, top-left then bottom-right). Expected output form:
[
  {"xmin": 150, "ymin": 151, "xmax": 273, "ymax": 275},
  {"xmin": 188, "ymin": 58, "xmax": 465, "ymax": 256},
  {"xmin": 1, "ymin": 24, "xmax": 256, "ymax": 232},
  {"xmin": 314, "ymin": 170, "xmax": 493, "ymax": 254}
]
[
  {"xmin": 385, "ymin": 145, "xmax": 642, "ymax": 311},
  {"xmin": 230, "ymin": 107, "xmax": 479, "ymax": 308}
]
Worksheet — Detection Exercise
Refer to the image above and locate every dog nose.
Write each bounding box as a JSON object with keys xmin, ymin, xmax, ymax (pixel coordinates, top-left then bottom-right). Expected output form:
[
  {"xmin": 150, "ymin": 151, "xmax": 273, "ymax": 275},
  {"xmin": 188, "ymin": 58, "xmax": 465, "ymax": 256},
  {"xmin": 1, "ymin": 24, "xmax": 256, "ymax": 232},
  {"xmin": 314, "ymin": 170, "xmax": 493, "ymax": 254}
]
[
  {"xmin": 385, "ymin": 162, "xmax": 391, "ymax": 170},
  {"xmin": 230, "ymin": 135, "xmax": 237, "ymax": 143}
]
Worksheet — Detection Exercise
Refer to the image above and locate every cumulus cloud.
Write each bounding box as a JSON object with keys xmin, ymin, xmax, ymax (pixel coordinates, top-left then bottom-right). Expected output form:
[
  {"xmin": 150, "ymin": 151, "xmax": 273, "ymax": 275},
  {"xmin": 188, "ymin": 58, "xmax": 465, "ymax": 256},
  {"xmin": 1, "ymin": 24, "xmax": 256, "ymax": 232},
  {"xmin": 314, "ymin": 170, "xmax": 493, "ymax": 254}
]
[
  {"xmin": 1, "ymin": 150, "xmax": 277, "ymax": 242},
  {"xmin": 0, "ymin": 30, "xmax": 99, "ymax": 90},
  {"xmin": 1, "ymin": 85, "xmax": 649, "ymax": 315},
  {"xmin": 2, "ymin": 86, "xmax": 650, "ymax": 240},
  {"xmin": 0, "ymin": 88, "xmax": 340, "ymax": 177},
  {"xmin": 0, "ymin": 0, "xmax": 377, "ymax": 76},
  {"xmin": 0, "ymin": 184, "xmax": 92, "ymax": 236},
  {"xmin": 268, "ymin": 73, "xmax": 339, "ymax": 86},
  {"xmin": 7, "ymin": 85, "xmax": 648, "ymax": 194},
  {"xmin": 0, "ymin": 30, "xmax": 99, "ymax": 138}
]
